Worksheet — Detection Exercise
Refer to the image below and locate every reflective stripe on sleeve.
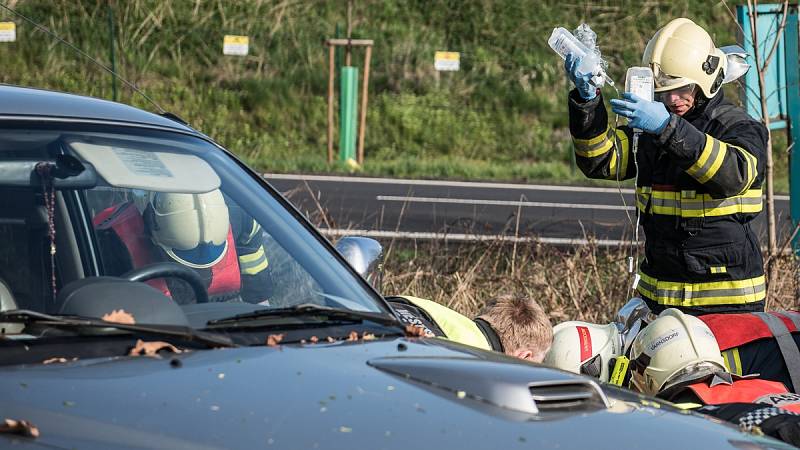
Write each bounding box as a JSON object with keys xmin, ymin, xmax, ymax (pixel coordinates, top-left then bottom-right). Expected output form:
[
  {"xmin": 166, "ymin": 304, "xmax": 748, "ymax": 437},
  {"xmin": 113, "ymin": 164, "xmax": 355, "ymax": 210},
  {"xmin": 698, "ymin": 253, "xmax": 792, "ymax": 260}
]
[
  {"xmin": 239, "ymin": 245, "xmax": 269, "ymax": 275},
  {"xmin": 637, "ymin": 272, "xmax": 766, "ymax": 306},
  {"xmin": 605, "ymin": 129, "xmax": 630, "ymax": 180},
  {"xmin": 687, "ymin": 135, "xmax": 726, "ymax": 183},
  {"xmin": 635, "ymin": 187, "xmax": 762, "ymax": 217},
  {"xmin": 573, "ymin": 126, "xmax": 613, "ymax": 157},
  {"xmin": 731, "ymin": 145, "xmax": 758, "ymax": 194},
  {"xmin": 722, "ymin": 348, "xmax": 742, "ymax": 375},
  {"xmin": 244, "ymin": 220, "xmax": 262, "ymax": 245}
]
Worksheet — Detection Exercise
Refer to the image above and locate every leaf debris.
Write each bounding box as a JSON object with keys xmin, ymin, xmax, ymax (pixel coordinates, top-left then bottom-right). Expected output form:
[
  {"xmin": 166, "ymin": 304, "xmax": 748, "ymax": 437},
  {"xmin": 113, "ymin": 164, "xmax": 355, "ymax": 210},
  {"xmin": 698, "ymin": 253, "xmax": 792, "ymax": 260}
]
[
  {"xmin": 266, "ymin": 334, "xmax": 285, "ymax": 347},
  {"xmin": 129, "ymin": 340, "xmax": 182, "ymax": 357},
  {"xmin": 0, "ymin": 419, "xmax": 39, "ymax": 438},
  {"xmin": 404, "ymin": 325, "xmax": 428, "ymax": 337},
  {"xmin": 101, "ymin": 309, "xmax": 136, "ymax": 324}
]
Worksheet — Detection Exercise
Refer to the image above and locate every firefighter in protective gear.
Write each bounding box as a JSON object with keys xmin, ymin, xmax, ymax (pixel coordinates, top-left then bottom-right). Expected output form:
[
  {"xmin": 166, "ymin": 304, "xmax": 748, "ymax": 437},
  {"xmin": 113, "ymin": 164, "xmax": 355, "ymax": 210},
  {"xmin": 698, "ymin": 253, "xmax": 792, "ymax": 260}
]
[
  {"xmin": 565, "ymin": 17, "xmax": 768, "ymax": 315},
  {"xmin": 629, "ymin": 308, "xmax": 725, "ymax": 396},
  {"xmin": 94, "ymin": 189, "xmax": 273, "ymax": 304},
  {"xmin": 628, "ymin": 309, "xmax": 800, "ymax": 446},
  {"xmin": 543, "ymin": 321, "xmax": 623, "ymax": 383},
  {"xmin": 388, "ymin": 295, "xmax": 552, "ymax": 362},
  {"xmin": 146, "ymin": 190, "xmax": 230, "ymax": 268},
  {"xmin": 700, "ymin": 311, "xmax": 800, "ymax": 393}
]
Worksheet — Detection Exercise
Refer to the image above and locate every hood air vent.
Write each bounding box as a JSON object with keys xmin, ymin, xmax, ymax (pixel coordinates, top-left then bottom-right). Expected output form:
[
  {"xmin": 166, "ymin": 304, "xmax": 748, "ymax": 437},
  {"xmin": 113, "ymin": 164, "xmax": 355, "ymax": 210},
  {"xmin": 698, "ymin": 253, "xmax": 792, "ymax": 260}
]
[
  {"xmin": 530, "ymin": 380, "xmax": 610, "ymax": 411},
  {"xmin": 369, "ymin": 356, "xmax": 610, "ymax": 415}
]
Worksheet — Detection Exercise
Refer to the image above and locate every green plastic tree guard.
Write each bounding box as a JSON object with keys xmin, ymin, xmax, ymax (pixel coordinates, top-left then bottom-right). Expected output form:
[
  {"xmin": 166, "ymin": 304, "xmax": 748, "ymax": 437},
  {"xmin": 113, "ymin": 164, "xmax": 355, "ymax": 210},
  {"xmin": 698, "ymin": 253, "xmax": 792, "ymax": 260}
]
[{"xmin": 339, "ymin": 66, "xmax": 359, "ymax": 163}]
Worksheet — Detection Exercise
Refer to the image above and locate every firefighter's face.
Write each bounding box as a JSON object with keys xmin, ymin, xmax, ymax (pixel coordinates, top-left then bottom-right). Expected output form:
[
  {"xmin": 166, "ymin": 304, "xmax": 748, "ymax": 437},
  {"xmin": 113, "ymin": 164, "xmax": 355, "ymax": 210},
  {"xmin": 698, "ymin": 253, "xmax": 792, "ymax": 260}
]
[{"xmin": 657, "ymin": 84, "xmax": 697, "ymax": 116}]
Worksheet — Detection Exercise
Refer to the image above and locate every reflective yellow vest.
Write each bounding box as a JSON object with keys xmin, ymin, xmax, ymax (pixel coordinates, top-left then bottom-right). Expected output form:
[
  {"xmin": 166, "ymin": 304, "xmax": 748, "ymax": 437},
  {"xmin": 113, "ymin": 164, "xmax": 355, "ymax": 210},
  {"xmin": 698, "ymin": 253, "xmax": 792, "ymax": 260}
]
[{"xmin": 398, "ymin": 296, "xmax": 492, "ymax": 351}]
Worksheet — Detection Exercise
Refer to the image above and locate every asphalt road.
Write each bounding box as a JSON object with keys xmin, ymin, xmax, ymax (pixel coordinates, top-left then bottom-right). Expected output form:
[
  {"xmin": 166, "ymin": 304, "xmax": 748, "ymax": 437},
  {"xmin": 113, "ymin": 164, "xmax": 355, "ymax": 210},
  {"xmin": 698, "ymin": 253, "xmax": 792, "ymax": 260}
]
[{"xmin": 266, "ymin": 173, "xmax": 793, "ymax": 246}]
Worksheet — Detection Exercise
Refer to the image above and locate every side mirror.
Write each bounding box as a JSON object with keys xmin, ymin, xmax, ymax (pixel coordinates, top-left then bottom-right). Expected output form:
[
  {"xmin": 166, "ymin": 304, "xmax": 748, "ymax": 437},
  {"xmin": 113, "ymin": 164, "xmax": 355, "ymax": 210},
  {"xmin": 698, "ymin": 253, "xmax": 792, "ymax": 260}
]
[{"xmin": 335, "ymin": 237, "xmax": 383, "ymax": 292}]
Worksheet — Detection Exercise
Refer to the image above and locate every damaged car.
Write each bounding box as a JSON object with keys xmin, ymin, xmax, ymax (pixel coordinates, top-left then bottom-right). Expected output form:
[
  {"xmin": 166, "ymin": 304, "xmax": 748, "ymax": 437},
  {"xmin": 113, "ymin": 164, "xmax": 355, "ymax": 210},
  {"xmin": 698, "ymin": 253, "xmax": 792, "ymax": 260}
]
[{"xmin": 0, "ymin": 84, "xmax": 793, "ymax": 449}]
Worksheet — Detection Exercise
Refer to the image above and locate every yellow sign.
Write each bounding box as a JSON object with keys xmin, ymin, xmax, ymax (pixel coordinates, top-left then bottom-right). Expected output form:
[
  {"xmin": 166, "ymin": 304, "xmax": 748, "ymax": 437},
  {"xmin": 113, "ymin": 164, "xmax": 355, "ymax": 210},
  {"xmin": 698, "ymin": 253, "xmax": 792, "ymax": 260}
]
[
  {"xmin": 223, "ymin": 35, "xmax": 249, "ymax": 56},
  {"xmin": 434, "ymin": 51, "xmax": 460, "ymax": 71},
  {"xmin": 0, "ymin": 22, "xmax": 16, "ymax": 43}
]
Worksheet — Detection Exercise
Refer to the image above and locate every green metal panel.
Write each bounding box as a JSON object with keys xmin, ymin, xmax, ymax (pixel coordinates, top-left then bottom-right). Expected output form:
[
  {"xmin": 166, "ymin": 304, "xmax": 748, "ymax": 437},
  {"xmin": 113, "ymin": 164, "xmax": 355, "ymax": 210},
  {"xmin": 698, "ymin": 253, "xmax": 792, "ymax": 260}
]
[
  {"xmin": 738, "ymin": 4, "xmax": 789, "ymax": 126},
  {"xmin": 339, "ymin": 66, "xmax": 358, "ymax": 162},
  {"xmin": 784, "ymin": 6, "xmax": 800, "ymax": 252}
]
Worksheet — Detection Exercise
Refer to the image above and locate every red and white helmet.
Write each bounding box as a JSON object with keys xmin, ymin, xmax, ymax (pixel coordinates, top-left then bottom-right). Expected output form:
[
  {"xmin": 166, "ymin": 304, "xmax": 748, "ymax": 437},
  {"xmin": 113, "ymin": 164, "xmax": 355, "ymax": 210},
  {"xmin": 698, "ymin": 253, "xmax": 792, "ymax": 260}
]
[{"xmin": 543, "ymin": 321, "xmax": 622, "ymax": 382}]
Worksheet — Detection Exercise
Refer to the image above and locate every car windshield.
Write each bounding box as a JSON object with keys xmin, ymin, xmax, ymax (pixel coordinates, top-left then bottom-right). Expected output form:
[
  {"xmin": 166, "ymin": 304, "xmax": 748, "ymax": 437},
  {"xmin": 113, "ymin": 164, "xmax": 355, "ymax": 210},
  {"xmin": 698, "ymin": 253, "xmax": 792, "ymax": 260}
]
[{"xmin": 0, "ymin": 123, "xmax": 388, "ymax": 333}]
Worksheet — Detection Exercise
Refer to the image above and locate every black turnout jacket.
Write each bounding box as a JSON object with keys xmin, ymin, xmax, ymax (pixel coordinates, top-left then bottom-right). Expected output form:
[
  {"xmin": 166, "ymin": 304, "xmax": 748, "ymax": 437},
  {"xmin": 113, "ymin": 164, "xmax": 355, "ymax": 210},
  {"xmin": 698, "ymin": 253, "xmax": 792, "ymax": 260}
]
[{"xmin": 567, "ymin": 89, "xmax": 768, "ymax": 314}]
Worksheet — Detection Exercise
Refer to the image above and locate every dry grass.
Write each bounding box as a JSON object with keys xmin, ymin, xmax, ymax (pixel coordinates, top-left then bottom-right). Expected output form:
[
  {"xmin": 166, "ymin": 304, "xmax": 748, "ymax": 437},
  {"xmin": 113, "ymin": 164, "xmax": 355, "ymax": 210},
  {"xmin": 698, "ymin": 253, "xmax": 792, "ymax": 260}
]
[{"xmin": 379, "ymin": 239, "xmax": 800, "ymax": 323}]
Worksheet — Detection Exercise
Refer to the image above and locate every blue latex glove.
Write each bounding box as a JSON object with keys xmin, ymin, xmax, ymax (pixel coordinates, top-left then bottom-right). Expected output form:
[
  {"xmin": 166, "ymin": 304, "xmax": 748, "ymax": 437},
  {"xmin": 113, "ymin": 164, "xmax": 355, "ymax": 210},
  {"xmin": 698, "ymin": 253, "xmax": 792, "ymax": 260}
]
[
  {"xmin": 610, "ymin": 92, "xmax": 670, "ymax": 134},
  {"xmin": 565, "ymin": 53, "xmax": 596, "ymax": 100}
]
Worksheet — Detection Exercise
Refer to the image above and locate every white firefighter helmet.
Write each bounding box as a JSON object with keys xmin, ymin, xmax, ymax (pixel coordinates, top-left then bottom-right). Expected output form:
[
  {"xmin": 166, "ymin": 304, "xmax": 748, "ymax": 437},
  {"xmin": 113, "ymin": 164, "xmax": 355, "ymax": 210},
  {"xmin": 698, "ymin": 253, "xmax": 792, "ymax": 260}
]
[
  {"xmin": 642, "ymin": 18, "xmax": 726, "ymax": 98},
  {"xmin": 629, "ymin": 308, "xmax": 725, "ymax": 396},
  {"xmin": 146, "ymin": 189, "xmax": 230, "ymax": 268},
  {"xmin": 543, "ymin": 321, "xmax": 622, "ymax": 382}
]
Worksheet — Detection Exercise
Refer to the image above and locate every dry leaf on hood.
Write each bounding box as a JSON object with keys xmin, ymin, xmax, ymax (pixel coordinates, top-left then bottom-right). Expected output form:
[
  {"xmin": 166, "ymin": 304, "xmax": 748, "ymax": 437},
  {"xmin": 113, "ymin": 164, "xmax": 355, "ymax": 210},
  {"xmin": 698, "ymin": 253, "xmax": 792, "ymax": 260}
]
[
  {"xmin": 0, "ymin": 418, "xmax": 39, "ymax": 438},
  {"xmin": 326, "ymin": 336, "xmax": 335, "ymax": 343},
  {"xmin": 362, "ymin": 332, "xmax": 377, "ymax": 341},
  {"xmin": 101, "ymin": 309, "xmax": 136, "ymax": 325},
  {"xmin": 42, "ymin": 357, "xmax": 69, "ymax": 365},
  {"xmin": 129, "ymin": 339, "xmax": 182, "ymax": 357},
  {"xmin": 309, "ymin": 336, "xmax": 319, "ymax": 343},
  {"xmin": 346, "ymin": 331, "xmax": 359, "ymax": 341},
  {"xmin": 404, "ymin": 325, "xmax": 428, "ymax": 337},
  {"xmin": 266, "ymin": 334, "xmax": 284, "ymax": 347}
]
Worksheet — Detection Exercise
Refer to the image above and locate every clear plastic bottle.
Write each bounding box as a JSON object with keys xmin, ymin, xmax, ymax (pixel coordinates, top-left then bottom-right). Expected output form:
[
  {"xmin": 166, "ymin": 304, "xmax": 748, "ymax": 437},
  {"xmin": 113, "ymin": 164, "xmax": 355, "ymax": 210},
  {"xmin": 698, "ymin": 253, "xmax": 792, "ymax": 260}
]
[{"xmin": 548, "ymin": 26, "xmax": 611, "ymax": 86}]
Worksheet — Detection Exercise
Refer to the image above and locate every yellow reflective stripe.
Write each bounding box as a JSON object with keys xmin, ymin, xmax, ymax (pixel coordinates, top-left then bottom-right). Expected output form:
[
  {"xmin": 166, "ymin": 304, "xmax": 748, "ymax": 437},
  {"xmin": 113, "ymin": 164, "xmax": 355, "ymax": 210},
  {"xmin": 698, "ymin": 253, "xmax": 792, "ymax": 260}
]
[
  {"xmin": 575, "ymin": 139, "xmax": 613, "ymax": 158},
  {"xmin": 722, "ymin": 348, "xmax": 743, "ymax": 375},
  {"xmin": 607, "ymin": 143, "xmax": 618, "ymax": 176},
  {"xmin": 605, "ymin": 129, "xmax": 630, "ymax": 180},
  {"xmin": 672, "ymin": 403, "xmax": 702, "ymax": 410},
  {"xmin": 732, "ymin": 348, "xmax": 742, "ymax": 375},
  {"xmin": 635, "ymin": 188, "xmax": 762, "ymax": 217},
  {"xmin": 245, "ymin": 219, "xmax": 262, "ymax": 244},
  {"xmin": 687, "ymin": 135, "xmax": 726, "ymax": 183},
  {"xmin": 686, "ymin": 134, "xmax": 715, "ymax": 179},
  {"xmin": 242, "ymin": 258, "xmax": 268, "ymax": 275},
  {"xmin": 573, "ymin": 126, "xmax": 610, "ymax": 146},
  {"xmin": 239, "ymin": 246, "xmax": 265, "ymax": 263},
  {"xmin": 635, "ymin": 186, "xmax": 652, "ymax": 213},
  {"xmin": 239, "ymin": 245, "xmax": 269, "ymax": 275},
  {"xmin": 731, "ymin": 145, "xmax": 758, "ymax": 193},
  {"xmin": 710, "ymin": 266, "xmax": 727, "ymax": 274},
  {"xmin": 638, "ymin": 272, "xmax": 766, "ymax": 306},
  {"xmin": 573, "ymin": 126, "xmax": 616, "ymax": 158}
]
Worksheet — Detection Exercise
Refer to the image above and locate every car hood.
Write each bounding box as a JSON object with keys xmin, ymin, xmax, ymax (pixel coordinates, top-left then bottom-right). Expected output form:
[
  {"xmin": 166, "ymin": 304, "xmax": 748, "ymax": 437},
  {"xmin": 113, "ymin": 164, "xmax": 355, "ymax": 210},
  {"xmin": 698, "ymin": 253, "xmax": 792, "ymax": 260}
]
[{"xmin": 0, "ymin": 337, "xmax": 790, "ymax": 450}]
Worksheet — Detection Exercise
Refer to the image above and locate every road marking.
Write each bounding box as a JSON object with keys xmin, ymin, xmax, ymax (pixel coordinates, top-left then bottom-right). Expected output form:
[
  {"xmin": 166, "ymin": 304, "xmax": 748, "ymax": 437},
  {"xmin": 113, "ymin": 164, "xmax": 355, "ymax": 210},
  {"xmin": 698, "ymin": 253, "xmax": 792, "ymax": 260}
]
[
  {"xmin": 376, "ymin": 195, "xmax": 636, "ymax": 211},
  {"xmin": 320, "ymin": 228, "xmax": 634, "ymax": 246},
  {"xmin": 266, "ymin": 173, "xmax": 637, "ymax": 194},
  {"xmin": 266, "ymin": 173, "xmax": 790, "ymax": 201},
  {"xmin": 320, "ymin": 228, "xmax": 793, "ymax": 253}
]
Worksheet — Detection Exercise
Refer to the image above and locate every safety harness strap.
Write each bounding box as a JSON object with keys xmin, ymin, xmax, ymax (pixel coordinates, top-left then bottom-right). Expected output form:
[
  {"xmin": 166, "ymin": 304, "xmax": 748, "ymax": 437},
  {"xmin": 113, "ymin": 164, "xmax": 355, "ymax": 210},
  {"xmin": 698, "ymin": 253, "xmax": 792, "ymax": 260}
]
[
  {"xmin": 780, "ymin": 310, "xmax": 800, "ymax": 332},
  {"xmin": 754, "ymin": 312, "xmax": 800, "ymax": 392}
]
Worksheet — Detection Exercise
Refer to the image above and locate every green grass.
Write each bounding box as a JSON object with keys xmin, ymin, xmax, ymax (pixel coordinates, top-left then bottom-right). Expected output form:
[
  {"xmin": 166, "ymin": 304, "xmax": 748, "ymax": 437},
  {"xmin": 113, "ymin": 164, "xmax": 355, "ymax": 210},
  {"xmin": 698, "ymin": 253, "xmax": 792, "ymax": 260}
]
[{"xmin": 0, "ymin": 0, "xmax": 789, "ymax": 191}]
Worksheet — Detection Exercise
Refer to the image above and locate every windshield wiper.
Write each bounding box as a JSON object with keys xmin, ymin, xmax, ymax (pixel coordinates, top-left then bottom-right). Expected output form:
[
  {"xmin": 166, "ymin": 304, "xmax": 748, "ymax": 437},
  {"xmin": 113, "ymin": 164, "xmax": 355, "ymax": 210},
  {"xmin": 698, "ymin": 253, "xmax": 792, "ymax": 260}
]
[
  {"xmin": 206, "ymin": 303, "xmax": 402, "ymax": 328},
  {"xmin": 0, "ymin": 310, "xmax": 237, "ymax": 348}
]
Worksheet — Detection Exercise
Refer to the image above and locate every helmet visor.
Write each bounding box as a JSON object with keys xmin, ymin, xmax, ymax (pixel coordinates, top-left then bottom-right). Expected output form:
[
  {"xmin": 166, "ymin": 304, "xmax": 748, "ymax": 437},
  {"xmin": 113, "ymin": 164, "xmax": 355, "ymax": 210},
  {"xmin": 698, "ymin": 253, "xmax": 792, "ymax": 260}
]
[
  {"xmin": 652, "ymin": 66, "xmax": 695, "ymax": 93},
  {"xmin": 655, "ymin": 83, "xmax": 697, "ymax": 102}
]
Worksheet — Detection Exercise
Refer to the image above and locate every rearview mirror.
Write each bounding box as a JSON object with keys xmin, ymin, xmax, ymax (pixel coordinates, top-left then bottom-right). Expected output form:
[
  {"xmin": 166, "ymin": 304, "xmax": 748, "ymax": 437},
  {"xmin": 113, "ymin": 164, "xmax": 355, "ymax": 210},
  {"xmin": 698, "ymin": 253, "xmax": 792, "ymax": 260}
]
[
  {"xmin": 335, "ymin": 237, "xmax": 384, "ymax": 292},
  {"xmin": 0, "ymin": 155, "xmax": 97, "ymax": 189}
]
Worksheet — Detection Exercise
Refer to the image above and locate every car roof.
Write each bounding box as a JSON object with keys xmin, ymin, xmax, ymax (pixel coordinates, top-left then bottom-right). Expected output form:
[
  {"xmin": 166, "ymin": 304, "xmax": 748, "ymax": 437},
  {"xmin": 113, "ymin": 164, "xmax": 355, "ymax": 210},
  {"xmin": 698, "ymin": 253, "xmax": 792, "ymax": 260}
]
[{"xmin": 0, "ymin": 84, "xmax": 197, "ymax": 133}]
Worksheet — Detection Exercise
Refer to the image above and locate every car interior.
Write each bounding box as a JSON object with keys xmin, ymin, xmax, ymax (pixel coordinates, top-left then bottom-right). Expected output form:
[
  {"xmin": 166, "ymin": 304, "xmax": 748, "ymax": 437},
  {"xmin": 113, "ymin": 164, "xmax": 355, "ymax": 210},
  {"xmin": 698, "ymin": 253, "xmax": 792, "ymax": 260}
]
[{"xmin": 0, "ymin": 126, "xmax": 386, "ymax": 338}]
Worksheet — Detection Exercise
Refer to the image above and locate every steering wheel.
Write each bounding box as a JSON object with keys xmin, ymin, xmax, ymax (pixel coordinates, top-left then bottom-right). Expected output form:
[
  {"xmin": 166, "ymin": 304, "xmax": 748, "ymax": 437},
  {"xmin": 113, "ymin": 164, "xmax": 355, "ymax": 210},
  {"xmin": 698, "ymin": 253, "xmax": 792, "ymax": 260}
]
[{"xmin": 122, "ymin": 262, "xmax": 209, "ymax": 303}]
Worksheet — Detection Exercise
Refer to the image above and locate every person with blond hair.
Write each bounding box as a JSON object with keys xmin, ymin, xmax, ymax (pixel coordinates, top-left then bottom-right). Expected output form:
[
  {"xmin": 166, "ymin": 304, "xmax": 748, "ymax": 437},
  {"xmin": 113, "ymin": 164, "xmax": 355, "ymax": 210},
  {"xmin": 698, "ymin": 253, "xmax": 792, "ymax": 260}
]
[{"xmin": 387, "ymin": 294, "xmax": 552, "ymax": 362}]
